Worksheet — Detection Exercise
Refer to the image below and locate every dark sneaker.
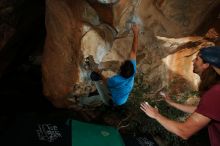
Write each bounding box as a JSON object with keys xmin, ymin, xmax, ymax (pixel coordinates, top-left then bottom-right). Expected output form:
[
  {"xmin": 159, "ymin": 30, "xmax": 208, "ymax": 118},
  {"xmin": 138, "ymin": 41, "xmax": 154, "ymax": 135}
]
[{"xmin": 90, "ymin": 71, "xmax": 101, "ymax": 81}]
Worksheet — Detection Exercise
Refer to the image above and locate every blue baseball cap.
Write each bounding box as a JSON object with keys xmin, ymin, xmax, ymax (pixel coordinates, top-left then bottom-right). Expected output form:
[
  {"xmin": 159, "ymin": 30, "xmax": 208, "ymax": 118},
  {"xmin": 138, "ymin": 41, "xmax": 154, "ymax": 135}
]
[{"xmin": 200, "ymin": 46, "xmax": 220, "ymax": 68}]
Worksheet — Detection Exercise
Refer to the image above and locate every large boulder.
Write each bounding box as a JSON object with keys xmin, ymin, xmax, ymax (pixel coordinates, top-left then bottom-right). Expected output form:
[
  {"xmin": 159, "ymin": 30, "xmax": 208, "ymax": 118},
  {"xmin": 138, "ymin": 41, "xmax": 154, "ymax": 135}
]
[{"xmin": 42, "ymin": 0, "xmax": 220, "ymax": 108}]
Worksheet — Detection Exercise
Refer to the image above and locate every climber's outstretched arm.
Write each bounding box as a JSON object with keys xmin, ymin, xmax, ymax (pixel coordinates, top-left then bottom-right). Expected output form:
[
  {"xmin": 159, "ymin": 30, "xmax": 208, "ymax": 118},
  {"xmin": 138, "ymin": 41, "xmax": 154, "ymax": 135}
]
[{"xmin": 130, "ymin": 24, "xmax": 139, "ymax": 59}]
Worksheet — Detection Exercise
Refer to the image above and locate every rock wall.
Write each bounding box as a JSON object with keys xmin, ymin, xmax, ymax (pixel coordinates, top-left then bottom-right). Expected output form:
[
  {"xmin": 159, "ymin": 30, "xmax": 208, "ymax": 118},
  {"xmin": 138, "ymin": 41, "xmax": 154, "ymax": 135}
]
[
  {"xmin": 42, "ymin": 0, "xmax": 85, "ymax": 107},
  {"xmin": 42, "ymin": 0, "xmax": 220, "ymax": 108}
]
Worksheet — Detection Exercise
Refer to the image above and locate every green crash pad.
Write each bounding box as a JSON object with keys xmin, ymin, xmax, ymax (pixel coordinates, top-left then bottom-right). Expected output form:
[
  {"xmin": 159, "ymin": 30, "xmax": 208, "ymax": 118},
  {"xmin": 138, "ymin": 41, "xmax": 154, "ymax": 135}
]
[{"xmin": 70, "ymin": 120, "xmax": 125, "ymax": 146}]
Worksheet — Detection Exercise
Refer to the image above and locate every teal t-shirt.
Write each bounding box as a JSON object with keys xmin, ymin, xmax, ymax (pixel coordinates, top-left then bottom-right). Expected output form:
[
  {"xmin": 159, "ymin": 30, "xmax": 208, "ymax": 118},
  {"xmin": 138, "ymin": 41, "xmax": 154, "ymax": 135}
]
[{"xmin": 107, "ymin": 60, "xmax": 136, "ymax": 105}]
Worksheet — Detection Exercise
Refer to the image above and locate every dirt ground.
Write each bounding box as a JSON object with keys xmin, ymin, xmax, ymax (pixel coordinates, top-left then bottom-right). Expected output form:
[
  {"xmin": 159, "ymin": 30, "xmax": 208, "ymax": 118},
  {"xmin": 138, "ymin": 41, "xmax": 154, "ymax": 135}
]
[{"xmin": 0, "ymin": 62, "xmax": 210, "ymax": 146}]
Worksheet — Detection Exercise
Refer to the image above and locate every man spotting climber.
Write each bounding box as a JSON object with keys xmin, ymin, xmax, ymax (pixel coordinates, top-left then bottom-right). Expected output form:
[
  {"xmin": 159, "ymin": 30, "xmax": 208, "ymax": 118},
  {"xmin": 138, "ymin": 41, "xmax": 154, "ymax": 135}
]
[
  {"xmin": 81, "ymin": 24, "xmax": 139, "ymax": 107},
  {"xmin": 140, "ymin": 46, "xmax": 220, "ymax": 146}
]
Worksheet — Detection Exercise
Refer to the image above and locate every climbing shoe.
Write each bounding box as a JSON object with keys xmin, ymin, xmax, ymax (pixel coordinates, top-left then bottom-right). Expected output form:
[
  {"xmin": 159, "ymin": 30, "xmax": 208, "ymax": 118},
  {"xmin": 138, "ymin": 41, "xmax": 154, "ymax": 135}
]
[{"xmin": 90, "ymin": 71, "xmax": 101, "ymax": 81}]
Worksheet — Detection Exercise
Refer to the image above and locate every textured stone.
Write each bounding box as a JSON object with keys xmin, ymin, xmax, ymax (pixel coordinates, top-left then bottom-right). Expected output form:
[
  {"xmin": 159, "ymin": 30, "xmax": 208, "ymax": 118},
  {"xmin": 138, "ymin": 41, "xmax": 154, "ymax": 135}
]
[{"xmin": 42, "ymin": 0, "xmax": 220, "ymax": 108}]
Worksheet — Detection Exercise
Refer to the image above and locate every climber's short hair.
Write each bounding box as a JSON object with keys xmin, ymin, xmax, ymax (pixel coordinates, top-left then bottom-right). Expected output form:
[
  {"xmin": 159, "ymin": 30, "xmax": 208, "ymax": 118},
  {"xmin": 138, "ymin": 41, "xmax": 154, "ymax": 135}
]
[{"xmin": 120, "ymin": 60, "xmax": 134, "ymax": 79}]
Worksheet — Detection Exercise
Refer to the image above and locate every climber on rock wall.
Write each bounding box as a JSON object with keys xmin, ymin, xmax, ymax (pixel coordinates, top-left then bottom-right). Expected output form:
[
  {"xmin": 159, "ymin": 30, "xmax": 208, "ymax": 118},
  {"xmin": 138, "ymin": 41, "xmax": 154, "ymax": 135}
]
[{"xmin": 80, "ymin": 24, "xmax": 139, "ymax": 107}]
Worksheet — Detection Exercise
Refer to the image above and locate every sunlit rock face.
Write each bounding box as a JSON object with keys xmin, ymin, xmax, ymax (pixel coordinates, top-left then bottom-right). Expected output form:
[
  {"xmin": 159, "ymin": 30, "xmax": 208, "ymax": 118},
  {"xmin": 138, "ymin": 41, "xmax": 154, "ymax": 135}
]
[
  {"xmin": 42, "ymin": 0, "xmax": 85, "ymax": 107},
  {"xmin": 162, "ymin": 39, "xmax": 215, "ymax": 91},
  {"xmin": 42, "ymin": 0, "xmax": 220, "ymax": 108}
]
